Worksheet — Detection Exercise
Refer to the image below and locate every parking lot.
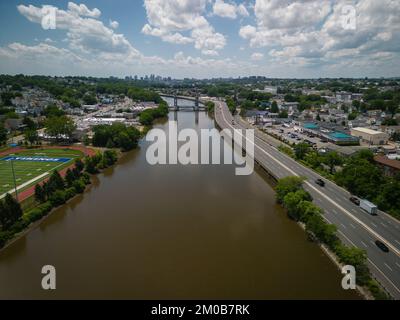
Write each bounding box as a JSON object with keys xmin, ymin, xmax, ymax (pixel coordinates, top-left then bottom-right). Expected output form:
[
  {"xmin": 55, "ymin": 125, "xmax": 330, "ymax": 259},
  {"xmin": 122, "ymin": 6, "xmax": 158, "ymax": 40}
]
[{"xmin": 266, "ymin": 124, "xmax": 327, "ymax": 148}]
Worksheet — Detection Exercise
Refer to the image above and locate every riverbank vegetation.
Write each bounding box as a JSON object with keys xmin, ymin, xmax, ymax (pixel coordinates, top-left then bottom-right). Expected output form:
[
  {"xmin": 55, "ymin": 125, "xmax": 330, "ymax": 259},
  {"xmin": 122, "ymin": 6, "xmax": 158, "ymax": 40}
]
[
  {"xmin": 205, "ymin": 101, "xmax": 215, "ymax": 113},
  {"xmin": 276, "ymin": 176, "xmax": 389, "ymax": 300},
  {"xmin": 0, "ymin": 149, "xmax": 119, "ymax": 250},
  {"xmin": 139, "ymin": 100, "xmax": 169, "ymax": 126},
  {"xmin": 92, "ymin": 123, "xmax": 141, "ymax": 151}
]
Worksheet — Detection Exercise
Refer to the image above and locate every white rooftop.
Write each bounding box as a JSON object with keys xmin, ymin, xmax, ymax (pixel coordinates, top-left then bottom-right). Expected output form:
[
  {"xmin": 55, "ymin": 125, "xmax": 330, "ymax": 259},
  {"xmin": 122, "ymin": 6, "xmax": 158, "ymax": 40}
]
[{"xmin": 352, "ymin": 127, "xmax": 384, "ymax": 135}]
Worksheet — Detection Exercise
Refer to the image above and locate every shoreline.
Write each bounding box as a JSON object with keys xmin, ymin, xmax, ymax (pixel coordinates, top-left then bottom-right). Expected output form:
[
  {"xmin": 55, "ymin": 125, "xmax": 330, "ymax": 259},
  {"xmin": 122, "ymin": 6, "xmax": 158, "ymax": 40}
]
[{"xmin": 0, "ymin": 147, "xmax": 124, "ymax": 255}]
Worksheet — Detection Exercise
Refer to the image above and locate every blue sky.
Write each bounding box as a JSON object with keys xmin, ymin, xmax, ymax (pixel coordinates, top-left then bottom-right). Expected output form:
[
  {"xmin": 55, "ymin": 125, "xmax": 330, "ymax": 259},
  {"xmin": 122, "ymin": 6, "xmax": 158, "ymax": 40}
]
[{"xmin": 0, "ymin": 0, "xmax": 399, "ymax": 78}]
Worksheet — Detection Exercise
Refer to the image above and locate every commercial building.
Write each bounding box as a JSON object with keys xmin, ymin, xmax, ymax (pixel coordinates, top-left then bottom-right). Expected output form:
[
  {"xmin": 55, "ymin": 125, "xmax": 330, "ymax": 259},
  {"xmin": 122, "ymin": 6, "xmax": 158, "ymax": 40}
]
[{"xmin": 351, "ymin": 127, "xmax": 389, "ymax": 145}]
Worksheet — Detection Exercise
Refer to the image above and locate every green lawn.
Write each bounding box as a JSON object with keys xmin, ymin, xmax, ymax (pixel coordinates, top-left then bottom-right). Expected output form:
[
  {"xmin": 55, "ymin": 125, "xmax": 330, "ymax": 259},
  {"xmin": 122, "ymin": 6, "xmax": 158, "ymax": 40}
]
[{"xmin": 0, "ymin": 149, "xmax": 83, "ymax": 198}]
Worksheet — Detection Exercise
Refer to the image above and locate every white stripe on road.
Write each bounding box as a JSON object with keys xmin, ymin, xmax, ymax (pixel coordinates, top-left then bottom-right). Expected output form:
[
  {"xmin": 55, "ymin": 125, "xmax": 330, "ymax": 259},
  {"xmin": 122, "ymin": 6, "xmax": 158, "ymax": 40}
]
[
  {"xmin": 361, "ymin": 241, "xmax": 368, "ymax": 248},
  {"xmin": 385, "ymin": 263, "xmax": 393, "ymax": 272}
]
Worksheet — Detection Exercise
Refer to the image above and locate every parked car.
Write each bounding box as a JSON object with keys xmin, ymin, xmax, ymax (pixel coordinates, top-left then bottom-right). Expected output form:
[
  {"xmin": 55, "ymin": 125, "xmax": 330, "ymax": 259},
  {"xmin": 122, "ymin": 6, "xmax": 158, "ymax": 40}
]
[
  {"xmin": 349, "ymin": 196, "xmax": 360, "ymax": 206},
  {"xmin": 315, "ymin": 179, "xmax": 325, "ymax": 187},
  {"xmin": 375, "ymin": 240, "xmax": 389, "ymax": 253}
]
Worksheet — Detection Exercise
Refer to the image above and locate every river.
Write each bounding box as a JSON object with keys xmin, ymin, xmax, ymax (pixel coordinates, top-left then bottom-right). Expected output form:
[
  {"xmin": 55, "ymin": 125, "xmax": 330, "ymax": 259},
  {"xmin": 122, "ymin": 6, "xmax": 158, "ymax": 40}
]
[{"xmin": 0, "ymin": 98, "xmax": 360, "ymax": 299}]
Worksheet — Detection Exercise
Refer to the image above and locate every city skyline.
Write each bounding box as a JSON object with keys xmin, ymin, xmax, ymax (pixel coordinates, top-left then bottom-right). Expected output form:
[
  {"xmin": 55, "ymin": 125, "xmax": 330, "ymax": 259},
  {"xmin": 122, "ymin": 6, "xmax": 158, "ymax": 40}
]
[{"xmin": 0, "ymin": 0, "xmax": 399, "ymax": 79}]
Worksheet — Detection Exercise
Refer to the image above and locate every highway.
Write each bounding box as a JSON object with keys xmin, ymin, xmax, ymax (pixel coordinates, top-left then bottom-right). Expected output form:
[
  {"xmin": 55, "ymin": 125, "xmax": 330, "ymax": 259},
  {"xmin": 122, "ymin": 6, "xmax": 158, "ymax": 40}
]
[{"xmin": 214, "ymin": 100, "xmax": 400, "ymax": 299}]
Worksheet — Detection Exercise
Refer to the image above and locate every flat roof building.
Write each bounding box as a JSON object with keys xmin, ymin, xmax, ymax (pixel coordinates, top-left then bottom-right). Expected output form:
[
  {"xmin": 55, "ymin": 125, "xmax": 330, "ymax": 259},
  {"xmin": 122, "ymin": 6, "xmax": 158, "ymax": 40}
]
[{"xmin": 351, "ymin": 127, "xmax": 389, "ymax": 145}]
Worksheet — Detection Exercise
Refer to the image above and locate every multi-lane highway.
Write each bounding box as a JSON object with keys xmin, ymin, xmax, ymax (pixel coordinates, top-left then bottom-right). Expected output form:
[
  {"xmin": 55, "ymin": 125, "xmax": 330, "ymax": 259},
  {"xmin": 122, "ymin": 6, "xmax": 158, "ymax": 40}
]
[{"xmin": 214, "ymin": 100, "xmax": 400, "ymax": 299}]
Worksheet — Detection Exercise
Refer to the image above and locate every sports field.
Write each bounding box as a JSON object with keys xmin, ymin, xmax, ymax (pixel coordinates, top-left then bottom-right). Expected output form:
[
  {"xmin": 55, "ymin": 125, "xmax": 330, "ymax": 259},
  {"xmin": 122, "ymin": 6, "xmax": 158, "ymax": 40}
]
[{"xmin": 0, "ymin": 149, "xmax": 83, "ymax": 199}]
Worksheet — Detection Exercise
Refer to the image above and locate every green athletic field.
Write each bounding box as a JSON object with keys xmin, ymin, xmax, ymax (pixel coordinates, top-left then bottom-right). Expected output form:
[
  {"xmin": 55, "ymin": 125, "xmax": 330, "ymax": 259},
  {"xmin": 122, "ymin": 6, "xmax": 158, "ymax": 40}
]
[{"xmin": 0, "ymin": 149, "xmax": 83, "ymax": 198}]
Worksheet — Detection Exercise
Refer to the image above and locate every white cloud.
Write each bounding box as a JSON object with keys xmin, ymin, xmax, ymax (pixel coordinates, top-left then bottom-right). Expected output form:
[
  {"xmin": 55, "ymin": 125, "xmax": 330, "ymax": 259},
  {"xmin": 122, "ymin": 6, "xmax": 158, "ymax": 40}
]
[
  {"xmin": 239, "ymin": 0, "xmax": 400, "ymax": 70},
  {"xmin": 17, "ymin": 3, "xmax": 139, "ymax": 57},
  {"xmin": 67, "ymin": 2, "xmax": 101, "ymax": 18},
  {"xmin": 142, "ymin": 0, "xmax": 226, "ymax": 55},
  {"xmin": 251, "ymin": 52, "xmax": 264, "ymax": 61},
  {"xmin": 213, "ymin": 0, "xmax": 249, "ymax": 19},
  {"xmin": 109, "ymin": 20, "xmax": 119, "ymax": 29}
]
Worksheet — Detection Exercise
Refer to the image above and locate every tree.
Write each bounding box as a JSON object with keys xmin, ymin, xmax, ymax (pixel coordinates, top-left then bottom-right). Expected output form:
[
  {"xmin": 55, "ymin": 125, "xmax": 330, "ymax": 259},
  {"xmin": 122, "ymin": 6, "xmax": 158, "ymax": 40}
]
[
  {"xmin": 335, "ymin": 245, "xmax": 370, "ymax": 285},
  {"xmin": 74, "ymin": 158, "xmax": 84, "ymax": 174},
  {"xmin": 44, "ymin": 105, "xmax": 65, "ymax": 117},
  {"xmin": 0, "ymin": 194, "xmax": 23, "ymax": 230},
  {"xmin": 83, "ymin": 94, "xmax": 97, "ymax": 105},
  {"xmin": 323, "ymin": 151, "xmax": 342, "ymax": 174},
  {"xmin": 375, "ymin": 179, "xmax": 400, "ymax": 219},
  {"xmin": 294, "ymin": 143, "xmax": 310, "ymax": 160},
  {"xmin": 0, "ymin": 124, "xmax": 7, "ymax": 145},
  {"xmin": 283, "ymin": 190, "xmax": 313, "ymax": 221},
  {"xmin": 386, "ymin": 100, "xmax": 398, "ymax": 118},
  {"xmin": 47, "ymin": 170, "xmax": 65, "ymax": 192},
  {"xmin": 334, "ymin": 157, "xmax": 383, "ymax": 199},
  {"xmin": 34, "ymin": 184, "xmax": 46, "ymax": 203},
  {"xmin": 23, "ymin": 117, "xmax": 36, "ymax": 130},
  {"xmin": 65, "ymin": 169, "xmax": 76, "ymax": 188},
  {"xmin": 270, "ymin": 101, "xmax": 279, "ymax": 113},
  {"xmin": 275, "ymin": 176, "xmax": 304, "ymax": 204},
  {"xmin": 279, "ymin": 110, "xmax": 289, "ymax": 118},
  {"xmin": 103, "ymin": 150, "xmax": 118, "ymax": 167},
  {"xmin": 45, "ymin": 116, "xmax": 76, "ymax": 142},
  {"xmin": 297, "ymin": 201, "xmax": 323, "ymax": 223},
  {"xmin": 24, "ymin": 129, "xmax": 39, "ymax": 146}
]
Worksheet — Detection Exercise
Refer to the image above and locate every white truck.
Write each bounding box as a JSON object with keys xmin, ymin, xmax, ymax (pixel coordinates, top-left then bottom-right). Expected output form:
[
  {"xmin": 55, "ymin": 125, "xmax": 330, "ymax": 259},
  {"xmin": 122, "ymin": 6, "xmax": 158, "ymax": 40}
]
[{"xmin": 360, "ymin": 199, "xmax": 378, "ymax": 215}]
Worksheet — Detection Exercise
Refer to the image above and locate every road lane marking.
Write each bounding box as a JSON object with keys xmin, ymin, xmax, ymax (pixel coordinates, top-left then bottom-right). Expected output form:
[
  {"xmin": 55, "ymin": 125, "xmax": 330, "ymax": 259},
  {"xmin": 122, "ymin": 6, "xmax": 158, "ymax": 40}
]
[
  {"xmin": 396, "ymin": 263, "xmax": 400, "ymax": 269},
  {"xmin": 371, "ymin": 222, "xmax": 378, "ymax": 228},
  {"xmin": 381, "ymin": 223, "xmax": 388, "ymax": 228},
  {"xmin": 350, "ymin": 223, "xmax": 356, "ymax": 229},
  {"xmin": 361, "ymin": 241, "xmax": 368, "ymax": 248},
  {"xmin": 385, "ymin": 263, "xmax": 393, "ymax": 272},
  {"xmin": 219, "ymin": 104, "xmax": 400, "ymax": 258},
  {"xmin": 336, "ymin": 230, "xmax": 400, "ymax": 296},
  {"xmin": 341, "ymin": 223, "xmax": 347, "ymax": 229}
]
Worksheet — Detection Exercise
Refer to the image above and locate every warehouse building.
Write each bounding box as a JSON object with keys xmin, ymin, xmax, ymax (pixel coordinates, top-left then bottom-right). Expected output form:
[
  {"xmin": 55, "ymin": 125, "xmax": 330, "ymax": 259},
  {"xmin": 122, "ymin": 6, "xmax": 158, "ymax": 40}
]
[{"xmin": 350, "ymin": 127, "xmax": 389, "ymax": 145}]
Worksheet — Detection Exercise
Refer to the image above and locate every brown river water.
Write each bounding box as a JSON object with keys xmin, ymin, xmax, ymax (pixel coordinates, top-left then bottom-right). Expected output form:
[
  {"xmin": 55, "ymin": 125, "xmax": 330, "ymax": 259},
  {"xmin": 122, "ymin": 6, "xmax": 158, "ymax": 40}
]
[{"xmin": 0, "ymin": 102, "xmax": 360, "ymax": 299}]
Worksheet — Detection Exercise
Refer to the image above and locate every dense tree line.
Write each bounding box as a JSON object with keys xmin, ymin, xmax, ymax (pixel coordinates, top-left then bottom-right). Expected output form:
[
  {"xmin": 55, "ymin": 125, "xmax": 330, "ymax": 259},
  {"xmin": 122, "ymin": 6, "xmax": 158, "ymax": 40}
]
[
  {"xmin": 92, "ymin": 123, "xmax": 141, "ymax": 151},
  {"xmin": 139, "ymin": 101, "xmax": 169, "ymax": 126},
  {"xmin": 276, "ymin": 177, "xmax": 388, "ymax": 299}
]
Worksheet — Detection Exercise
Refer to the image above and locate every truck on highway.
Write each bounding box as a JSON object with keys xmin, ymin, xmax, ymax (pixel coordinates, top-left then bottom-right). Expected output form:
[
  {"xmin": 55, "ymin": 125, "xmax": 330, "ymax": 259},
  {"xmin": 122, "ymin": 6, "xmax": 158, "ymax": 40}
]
[{"xmin": 360, "ymin": 199, "xmax": 378, "ymax": 215}]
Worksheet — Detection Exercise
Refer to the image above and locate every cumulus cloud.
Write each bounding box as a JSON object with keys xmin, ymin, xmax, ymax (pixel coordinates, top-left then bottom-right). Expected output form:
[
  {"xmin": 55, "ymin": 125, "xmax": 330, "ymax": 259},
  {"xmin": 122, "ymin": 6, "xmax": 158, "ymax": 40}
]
[
  {"xmin": 17, "ymin": 3, "xmax": 140, "ymax": 58},
  {"xmin": 239, "ymin": 0, "xmax": 400, "ymax": 70},
  {"xmin": 142, "ymin": 0, "xmax": 226, "ymax": 55},
  {"xmin": 67, "ymin": 2, "xmax": 101, "ymax": 18},
  {"xmin": 212, "ymin": 0, "xmax": 249, "ymax": 19}
]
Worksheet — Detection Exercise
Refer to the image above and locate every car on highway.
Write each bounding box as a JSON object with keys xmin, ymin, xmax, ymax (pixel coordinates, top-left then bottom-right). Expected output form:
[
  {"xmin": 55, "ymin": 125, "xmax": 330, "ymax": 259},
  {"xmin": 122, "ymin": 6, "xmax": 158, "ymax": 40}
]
[
  {"xmin": 375, "ymin": 240, "xmax": 390, "ymax": 253},
  {"xmin": 231, "ymin": 120, "xmax": 235, "ymax": 125},
  {"xmin": 349, "ymin": 196, "xmax": 360, "ymax": 206},
  {"xmin": 315, "ymin": 179, "xmax": 325, "ymax": 187}
]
